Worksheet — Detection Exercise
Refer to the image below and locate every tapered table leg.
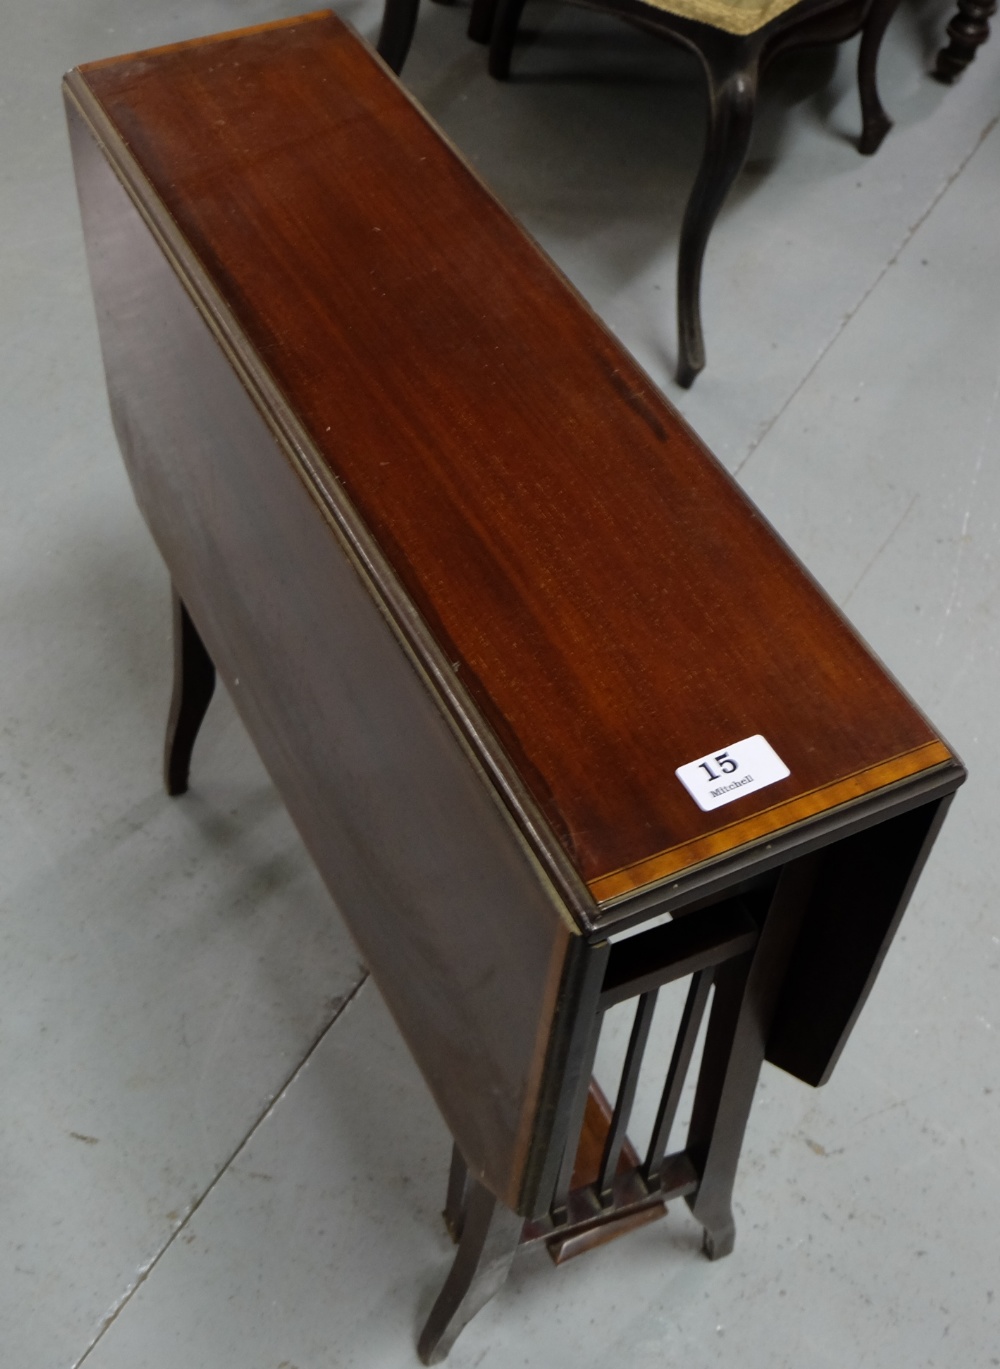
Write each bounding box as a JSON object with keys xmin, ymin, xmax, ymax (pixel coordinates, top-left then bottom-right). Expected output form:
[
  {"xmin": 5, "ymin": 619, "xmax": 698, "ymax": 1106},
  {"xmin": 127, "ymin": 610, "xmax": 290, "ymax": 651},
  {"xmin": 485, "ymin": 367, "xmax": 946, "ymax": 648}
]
[
  {"xmin": 685, "ymin": 855, "xmax": 819, "ymax": 1256},
  {"xmin": 164, "ymin": 588, "xmax": 216, "ymax": 797},
  {"xmin": 417, "ymin": 1179, "xmax": 524, "ymax": 1364}
]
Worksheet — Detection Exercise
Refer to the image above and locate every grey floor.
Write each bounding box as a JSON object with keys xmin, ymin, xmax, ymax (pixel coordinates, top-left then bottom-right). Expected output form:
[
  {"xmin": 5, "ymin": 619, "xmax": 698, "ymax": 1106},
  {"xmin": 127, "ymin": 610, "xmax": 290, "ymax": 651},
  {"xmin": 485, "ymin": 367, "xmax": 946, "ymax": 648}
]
[{"xmin": 4, "ymin": 1, "xmax": 1000, "ymax": 1365}]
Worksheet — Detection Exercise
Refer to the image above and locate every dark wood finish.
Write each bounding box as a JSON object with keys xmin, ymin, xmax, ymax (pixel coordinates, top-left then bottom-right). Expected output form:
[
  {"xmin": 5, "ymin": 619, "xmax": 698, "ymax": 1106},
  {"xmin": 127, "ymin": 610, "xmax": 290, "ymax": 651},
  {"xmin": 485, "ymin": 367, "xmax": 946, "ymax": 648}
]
[
  {"xmin": 597, "ymin": 991, "xmax": 658, "ymax": 1201},
  {"xmin": 163, "ymin": 586, "xmax": 216, "ymax": 796},
  {"xmin": 417, "ymin": 1180, "xmax": 524, "ymax": 1365},
  {"xmin": 66, "ymin": 62, "xmax": 584, "ymax": 1219},
  {"xmin": 378, "ymin": 0, "xmax": 421, "ymax": 72},
  {"xmin": 547, "ymin": 1198, "xmax": 666, "ymax": 1261},
  {"xmin": 571, "ymin": 1079, "xmax": 642, "ymax": 1188},
  {"xmin": 550, "ymin": 1001, "xmax": 606, "ymax": 1221},
  {"xmin": 527, "ymin": 1149, "xmax": 696, "ymax": 1256},
  {"xmin": 485, "ymin": 0, "xmax": 902, "ymax": 382},
  {"xmin": 76, "ymin": 13, "xmax": 948, "ymax": 905},
  {"xmin": 673, "ymin": 25, "xmax": 762, "ymax": 387},
  {"xmin": 531, "ymin": 1078, "xmax": 670, "ymax": 1261},
  {"xmin": 440, "ymin": 1076, "xmax": 659, "ymax": 1250},
  {"xmin": 767, "ymin": 795, "xmax": 953, "ymax": 1084},
  {"xmin": 524, "ymin": 883, "xmax": 769, "ymax": 1263},
  {"xmin": 600, "ymin": 897, "xmax": 757, "ymax": 1006},
  {"xmin": 469, "ymin": 0, "xmax": 498, "ymax": 42},
  {"xmin": 857, "ymin": 0, "xmax": 899, "ymax": 153},
  {"xmin": 644, "ymin": 968, "xmax": 714, "ymax": 1182},
  {"xmin": 442, "ymin": 1081, "xmax": 669, "ymax": 1268},
  {"xmin": 66, "ymin": 14, "xmax": 964, "ymax": 1360},
  {"xmin": 935, "ymin": 0, "xmax": 996, "ymax": 82},
  {"xmin": 685, "ymin": 856, "xmax": 818, "ymax": 1256},
  {"xmin": 443, "ymin": 1143, "xmax": 470, "ymax": 1240}
]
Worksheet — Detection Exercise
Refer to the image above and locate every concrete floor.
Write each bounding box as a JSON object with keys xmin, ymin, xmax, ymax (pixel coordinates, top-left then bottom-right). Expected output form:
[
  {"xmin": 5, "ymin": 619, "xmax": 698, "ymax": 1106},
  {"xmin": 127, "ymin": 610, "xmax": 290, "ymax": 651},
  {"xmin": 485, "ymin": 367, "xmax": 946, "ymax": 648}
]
[{"xmin": 3, "ymin": 1, "xmax": 1000, "ymax": 1365}]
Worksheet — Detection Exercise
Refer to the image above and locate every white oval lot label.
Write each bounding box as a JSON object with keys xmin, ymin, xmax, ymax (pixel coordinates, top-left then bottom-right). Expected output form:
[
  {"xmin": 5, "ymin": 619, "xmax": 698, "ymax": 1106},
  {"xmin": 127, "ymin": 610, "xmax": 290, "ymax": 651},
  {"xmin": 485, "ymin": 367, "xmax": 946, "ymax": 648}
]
[{"xmin": 675, "ymin": 735, "xmax": 790, "ymax": 813}]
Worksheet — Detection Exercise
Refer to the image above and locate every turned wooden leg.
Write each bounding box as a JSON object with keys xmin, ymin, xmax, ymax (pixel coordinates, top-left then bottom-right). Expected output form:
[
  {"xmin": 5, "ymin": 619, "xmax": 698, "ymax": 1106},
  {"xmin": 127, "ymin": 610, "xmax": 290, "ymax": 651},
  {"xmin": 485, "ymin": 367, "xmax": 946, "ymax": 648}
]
[
  {"xmin": 470, "ymin": 0, "xmax": 503, "ymax": 45},
  {"xmin": 164, "ymin": 588, "xmax": 216, "ymax": 797},
  {"xmin": 377, "ymin": 0, "xmax": 421, "ymax": 74},
  {"xmin": 685, "ymin": 856, "xmax": 819, "ymax": 1257},
  {"xmin": 417, "ymin": 1179, "xmax": 524, "ymax": 1364},
  {"xmin": 488, "ymin": 0, "xmax": 529, "ymax": 77},
  {"xmin": 935, "ymin": 0, "xmax": 997, "ymax": 82},
  {"xmin": 857, "ymin": 0, "xmax": 904, "ymax": 154},
  {"xmin": 676, "ymin": 40, "xmax": 761, "ymax": 388}
]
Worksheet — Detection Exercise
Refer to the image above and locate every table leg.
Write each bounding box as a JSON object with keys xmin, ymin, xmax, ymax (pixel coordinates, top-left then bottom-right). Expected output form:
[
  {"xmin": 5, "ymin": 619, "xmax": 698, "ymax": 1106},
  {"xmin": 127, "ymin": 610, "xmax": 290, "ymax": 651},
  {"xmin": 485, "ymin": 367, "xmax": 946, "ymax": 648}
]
[
  {"xmin": 470, "ymin": 0, "xmax": 502, "ymax": 44},
  {"xmin": 163, "ymin": 587, "xmax": 215, "ymax": 796},
  {"xmin": 376, "ymin": 0, "xmax": 421, "ymax": 74},
  {"xmin": 487, "ymin": 0, "xmax": 528, "ymax": 77},
  {"xmin": 443, "ymin": 1143, "xmax": 469, "ymax": 1241},
  {"xmin": 685, "ymin": 855, "xmax": 819, "ymax": 1257},
  {"xmin": 417, "ymin": 1178, "xmax": 524, "ymax": 1364}
]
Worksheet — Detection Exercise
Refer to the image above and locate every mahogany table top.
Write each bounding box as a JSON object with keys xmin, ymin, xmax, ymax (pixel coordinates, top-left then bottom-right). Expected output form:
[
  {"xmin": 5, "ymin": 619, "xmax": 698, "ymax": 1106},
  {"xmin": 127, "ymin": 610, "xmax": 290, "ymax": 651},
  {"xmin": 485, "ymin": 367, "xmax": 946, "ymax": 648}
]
[{"xmin": 73, "ymin": 11, "xmax": 953, "ymax": 908}]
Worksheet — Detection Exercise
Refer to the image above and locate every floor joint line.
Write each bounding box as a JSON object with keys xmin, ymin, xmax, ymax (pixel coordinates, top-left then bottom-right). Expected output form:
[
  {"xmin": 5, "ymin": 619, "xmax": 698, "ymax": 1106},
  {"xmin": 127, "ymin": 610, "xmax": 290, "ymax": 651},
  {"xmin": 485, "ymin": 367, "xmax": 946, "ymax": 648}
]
[
  {"xmin": 68, "ymin": 970, "xmax": 370, "ymax": 1369},
  {"xmin": 733, "ymin": 111, "xmax": 1000, "ymax": 479}
]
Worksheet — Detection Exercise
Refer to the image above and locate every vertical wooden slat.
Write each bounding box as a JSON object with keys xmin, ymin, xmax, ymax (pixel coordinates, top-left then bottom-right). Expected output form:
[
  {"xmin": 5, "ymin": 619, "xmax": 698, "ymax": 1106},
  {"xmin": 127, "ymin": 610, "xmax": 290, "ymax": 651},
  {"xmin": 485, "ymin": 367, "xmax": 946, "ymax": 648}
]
[
  {"xmin": 643, "ymin": 969, "xmax": 713, "ymax": 1184},
  {"xmin": 597, "ymin": 991, "xmax": 658, "ymax": 1204},
  {"xmin": 550, "ymin": 1010, "xmax": 604, "ymax": 1222}
]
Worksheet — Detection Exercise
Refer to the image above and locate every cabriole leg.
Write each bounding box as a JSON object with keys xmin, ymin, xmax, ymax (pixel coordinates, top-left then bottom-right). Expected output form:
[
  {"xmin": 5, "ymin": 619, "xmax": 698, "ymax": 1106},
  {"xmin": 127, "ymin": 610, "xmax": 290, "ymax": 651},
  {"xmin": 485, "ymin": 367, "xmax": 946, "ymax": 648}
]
[
  {"xmin": 857, "ymin": 0, "xmax": 903, "ymax": 154},
  {"xmin": 164, "ymin": 588, "xmax": 216, "ymax": 797},
  {"xmin": 417, "ymin": 1179, "xmax": 524, "ymax": 1364},
  {"xmin": 676, "ymin": 38, "xmax": 761, "ymax": 387}
]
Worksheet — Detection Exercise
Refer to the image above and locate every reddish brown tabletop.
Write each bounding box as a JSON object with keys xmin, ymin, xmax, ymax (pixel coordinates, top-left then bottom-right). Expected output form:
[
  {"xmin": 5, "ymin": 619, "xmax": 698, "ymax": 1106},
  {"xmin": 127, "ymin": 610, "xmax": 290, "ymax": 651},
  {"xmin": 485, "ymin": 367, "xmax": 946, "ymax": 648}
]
[{"xmin": 74, "ymin": 11, "xmax": 952, "ymax": 909}]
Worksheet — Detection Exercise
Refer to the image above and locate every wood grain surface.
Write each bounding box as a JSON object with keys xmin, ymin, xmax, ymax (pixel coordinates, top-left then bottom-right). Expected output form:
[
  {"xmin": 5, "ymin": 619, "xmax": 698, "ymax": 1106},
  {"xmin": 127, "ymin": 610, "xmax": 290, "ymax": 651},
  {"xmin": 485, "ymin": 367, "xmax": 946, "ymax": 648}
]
[
  {"xmin": 66, "ymin": 95, "xmax": 590, "ymax": 1212},
  {"xmin": 77, "ymin": 12, "xmax": 953, "ymax": 901}
]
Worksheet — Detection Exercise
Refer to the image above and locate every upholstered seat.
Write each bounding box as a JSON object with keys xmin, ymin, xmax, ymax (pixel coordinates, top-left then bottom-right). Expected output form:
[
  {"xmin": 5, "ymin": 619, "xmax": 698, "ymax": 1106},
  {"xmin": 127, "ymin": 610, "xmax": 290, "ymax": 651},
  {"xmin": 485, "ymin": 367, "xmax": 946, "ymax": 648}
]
[
  {"xmin": 621, "ymin": 0, "xmax": 811, "ymax": 34},
  {"xmin": 377, "ymin": 0, "xmax": 903, "ymax": 383}
]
